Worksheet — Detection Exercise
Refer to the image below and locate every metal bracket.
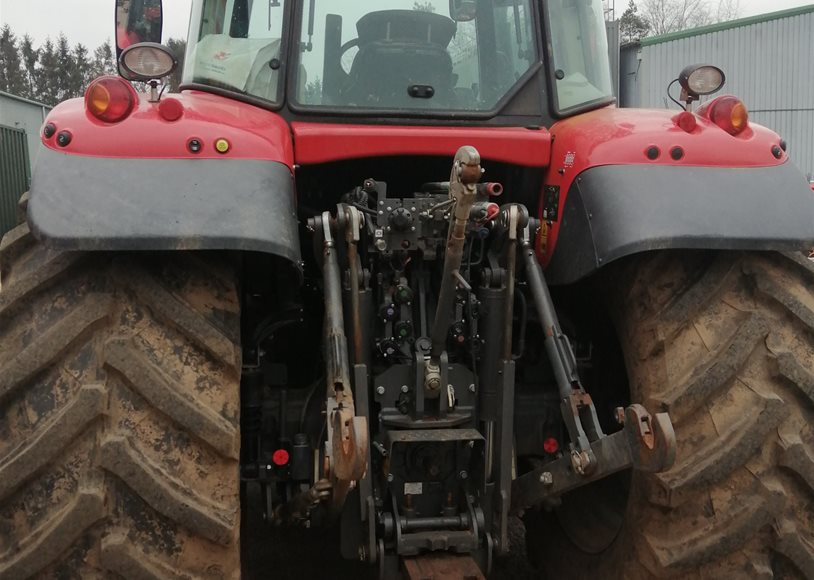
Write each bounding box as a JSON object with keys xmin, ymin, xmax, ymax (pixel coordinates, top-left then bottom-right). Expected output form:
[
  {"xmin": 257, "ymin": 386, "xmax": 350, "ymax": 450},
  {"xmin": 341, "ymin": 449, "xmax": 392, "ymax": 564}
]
[
  {"xmin": 509, "ymin": 404, "xmax": 676, "ymax": 514},
  {"xmin": 542, "ymin": 185, "xmax": 559, "ymax": 222}
]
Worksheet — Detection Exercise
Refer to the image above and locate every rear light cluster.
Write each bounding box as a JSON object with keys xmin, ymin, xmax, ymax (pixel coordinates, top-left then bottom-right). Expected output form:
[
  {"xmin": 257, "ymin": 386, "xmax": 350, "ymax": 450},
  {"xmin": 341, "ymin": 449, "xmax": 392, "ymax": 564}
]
[
  {"xmin": 697, "ymin": 95, "xmax": 749, "ymax": 136},
  {"xmin": 85, "ymin": 76, "xmax": 137, "ymax": 123}
]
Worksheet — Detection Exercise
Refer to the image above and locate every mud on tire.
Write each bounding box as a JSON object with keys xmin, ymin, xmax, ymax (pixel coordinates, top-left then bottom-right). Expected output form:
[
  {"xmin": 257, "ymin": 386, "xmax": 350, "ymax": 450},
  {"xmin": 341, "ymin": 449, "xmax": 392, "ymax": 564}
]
[
  {"xmin": 526, "ymin": 251, "xmax": 814, "ymax": 579},
  {"xmin": 0, "ymin": 220, "xmax": 241, "ymax": 579}
]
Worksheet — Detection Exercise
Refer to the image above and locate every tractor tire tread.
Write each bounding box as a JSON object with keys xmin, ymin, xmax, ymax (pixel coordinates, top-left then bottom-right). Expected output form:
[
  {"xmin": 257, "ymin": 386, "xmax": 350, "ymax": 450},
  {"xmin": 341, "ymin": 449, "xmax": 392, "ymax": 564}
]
[{"xmin": 0, "ymin": 217, "xmax": 241, "ymax": 579}]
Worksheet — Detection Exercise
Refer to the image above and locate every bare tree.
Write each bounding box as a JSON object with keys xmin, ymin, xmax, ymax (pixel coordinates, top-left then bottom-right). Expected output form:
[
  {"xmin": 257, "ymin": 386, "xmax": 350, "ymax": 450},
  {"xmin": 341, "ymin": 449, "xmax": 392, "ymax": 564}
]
[
  {"xmin": 715, "ymin": 0, "xmax": 740, "ymax": 22},
  {"xmin": 639, "ymin": 0, "xmax": 710, "ymax": 35},
  {"xmin": 638, "ymin": 0, "xmax": 740, "ymax": 35}
]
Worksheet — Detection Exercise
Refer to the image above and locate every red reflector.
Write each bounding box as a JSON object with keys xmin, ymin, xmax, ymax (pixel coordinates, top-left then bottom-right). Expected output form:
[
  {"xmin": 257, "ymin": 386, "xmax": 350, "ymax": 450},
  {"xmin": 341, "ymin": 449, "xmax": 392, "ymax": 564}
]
[
  {"xmin": 158, "ymin": 97, "xmax": 184, "ymax": 121},
  {"xmin": 672, "ymin": 111, "xmax": 697, "ymax": 133},
  {"xmin": 272, "ymin": 449, "xmax": 290, "ymax": 466},
  {"xmin": 543, "ymin": 437, "xmax": 559, "ymax": 454}
]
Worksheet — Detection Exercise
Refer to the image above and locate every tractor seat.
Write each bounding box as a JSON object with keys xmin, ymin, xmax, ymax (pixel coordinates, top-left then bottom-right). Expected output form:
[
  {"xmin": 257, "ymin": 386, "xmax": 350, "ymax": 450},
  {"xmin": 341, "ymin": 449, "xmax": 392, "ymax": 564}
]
[{"xmin": 344, "ymin": 10, "xmax": 457, "ymax": 108}]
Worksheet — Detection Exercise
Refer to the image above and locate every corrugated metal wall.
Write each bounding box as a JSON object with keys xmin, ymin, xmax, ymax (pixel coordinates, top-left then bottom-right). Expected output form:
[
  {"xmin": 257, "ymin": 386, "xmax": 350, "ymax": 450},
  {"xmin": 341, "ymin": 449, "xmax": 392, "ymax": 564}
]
[
  {"xmin": 0, "ymin": 91, "xmax": 50, "ymax": 172},
  {"xmin": 620, "ymin": 7, "xmax": 814, "ymax": 180},
  {"xmin": 0, "ymin": 125, "xmax": 30, "ymax": 237}
]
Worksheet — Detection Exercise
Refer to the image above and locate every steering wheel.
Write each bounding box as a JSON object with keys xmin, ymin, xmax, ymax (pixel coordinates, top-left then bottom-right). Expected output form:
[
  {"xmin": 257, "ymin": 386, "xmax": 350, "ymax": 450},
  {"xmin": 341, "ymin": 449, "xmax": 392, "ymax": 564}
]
[{"xmin": 339, "ymin": 38, "xmax": 359, "ymax": 74}]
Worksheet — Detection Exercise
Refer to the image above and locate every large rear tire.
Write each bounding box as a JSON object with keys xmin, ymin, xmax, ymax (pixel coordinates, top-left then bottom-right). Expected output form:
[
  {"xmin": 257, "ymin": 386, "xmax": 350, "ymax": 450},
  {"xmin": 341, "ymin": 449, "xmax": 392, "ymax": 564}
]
[
  {"xmin": 0, "ymin": 221, "xmax": 241, "ymax": 578},
  {"xmin": 526, "ymin": 251, "xmax": 814, "ymax": 579}
]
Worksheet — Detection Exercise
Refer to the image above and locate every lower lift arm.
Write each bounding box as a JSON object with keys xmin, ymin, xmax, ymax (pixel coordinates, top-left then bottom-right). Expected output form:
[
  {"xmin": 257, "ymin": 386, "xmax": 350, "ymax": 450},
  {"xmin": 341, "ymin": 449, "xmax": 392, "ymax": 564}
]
[{"xmin": 499, "ymin": 213, "xmax": 677, "ymax": 515}]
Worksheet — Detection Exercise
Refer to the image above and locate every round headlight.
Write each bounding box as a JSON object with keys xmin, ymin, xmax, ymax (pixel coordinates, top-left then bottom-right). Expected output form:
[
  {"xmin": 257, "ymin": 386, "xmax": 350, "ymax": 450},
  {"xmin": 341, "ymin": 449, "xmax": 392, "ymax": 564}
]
[
  {"xmin": 119, "ymin": 42, "xmax": 177, "ymax": 82},
  {"xmin": 679, "ymin": 64, "xmax": 726, "ymax": 97}
]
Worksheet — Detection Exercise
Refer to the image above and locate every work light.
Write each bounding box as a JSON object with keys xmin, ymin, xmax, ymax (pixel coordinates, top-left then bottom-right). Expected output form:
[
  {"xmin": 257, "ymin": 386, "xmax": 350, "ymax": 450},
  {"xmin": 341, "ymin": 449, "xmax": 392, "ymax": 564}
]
[
  {"xmin": 678, "ymin": 65, "xmax": 726, "ymax": 98},
  {"xmin": 119, "ymin": 42, "xmax": 177, "ymax": 82}
]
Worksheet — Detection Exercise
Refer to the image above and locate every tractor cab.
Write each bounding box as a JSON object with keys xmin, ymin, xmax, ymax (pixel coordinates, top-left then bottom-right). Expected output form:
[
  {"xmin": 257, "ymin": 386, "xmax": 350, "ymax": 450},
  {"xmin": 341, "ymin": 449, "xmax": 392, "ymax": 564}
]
[{"xmin": 181, "ymin": 0, "xmax": 614, "ymax": 119}]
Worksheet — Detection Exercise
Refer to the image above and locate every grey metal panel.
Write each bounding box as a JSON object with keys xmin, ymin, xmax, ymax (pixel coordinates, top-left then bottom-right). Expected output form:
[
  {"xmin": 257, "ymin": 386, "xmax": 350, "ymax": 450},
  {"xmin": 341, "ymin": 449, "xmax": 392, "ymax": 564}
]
[
  {"xmin": 0, "ymin": 125, "xmax": 31, "ymax": 238},
  {"xmin": 606, "ymin": 21, "xmax": 621, "ymax": 98},
  {"xmin": 28, "ymin": 148, "xmax": 302, "ymax": 264},
  {"xmin": 619, "ymin": 10, "xmax": 814, "ymax": 178},
  {"xmin": 619, "ymin": 44, "xmax": 641, "ymax": 107},
  {"xmin": 0, "ymin": 92, "xmax": 51, "ymax": 171},
  {"xmin": 750, "ymin": 110, "xmax": 814, "ymax": 182},
  {"xmin": 546, "ymin": 162, "xmax": 814, "ymax": 284}
]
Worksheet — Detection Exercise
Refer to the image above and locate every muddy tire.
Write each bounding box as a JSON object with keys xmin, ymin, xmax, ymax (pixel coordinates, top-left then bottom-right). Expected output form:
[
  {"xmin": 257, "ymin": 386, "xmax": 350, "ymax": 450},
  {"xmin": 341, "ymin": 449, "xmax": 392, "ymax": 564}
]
[
  {"xmin": 0, "ymin": 220, "xmax": 241, "ymax": 579},
  {"xmin": 526, "ymin": 251, "xmax": 814, "ymax": 579}
]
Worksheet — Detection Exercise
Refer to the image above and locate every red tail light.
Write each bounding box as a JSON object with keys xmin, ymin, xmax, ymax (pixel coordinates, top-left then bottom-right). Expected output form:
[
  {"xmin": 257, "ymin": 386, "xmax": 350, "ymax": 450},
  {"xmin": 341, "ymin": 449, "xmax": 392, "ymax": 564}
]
[
  {"xmin": 700, "ymin": 96, "xmax": 749, "ymax": 136},
  {"xmin": 85, "ymin": 76, "xmax": 137, "ymax": 123}
]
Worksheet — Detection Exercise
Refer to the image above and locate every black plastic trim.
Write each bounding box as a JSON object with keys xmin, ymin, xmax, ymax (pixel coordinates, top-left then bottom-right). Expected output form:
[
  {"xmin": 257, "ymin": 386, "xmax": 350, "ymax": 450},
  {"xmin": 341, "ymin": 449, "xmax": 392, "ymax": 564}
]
[
  {"xmin": 28, "ymin": 148, "xmax": 301, "ymax": 264},
  {"xmin": 546, "ymin": 162, "xmax": 814, "ymax": 285}
]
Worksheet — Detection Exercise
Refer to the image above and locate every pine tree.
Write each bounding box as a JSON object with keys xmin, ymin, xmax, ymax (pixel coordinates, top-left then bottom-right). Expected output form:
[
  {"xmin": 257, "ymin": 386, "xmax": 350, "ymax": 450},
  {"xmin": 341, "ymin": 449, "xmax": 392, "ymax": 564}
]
[
  {"xmin": 71, "ymin": 43, "xmax": 93, "ymax": 96},
  {"xmin": 19, "ymin": 34, "xmax": 39, "ymax": 100},
  {"xmin": 37, "ymin": 38, "xmax": 60, "ymax": 106},
  {"xmin": 0, "ymin": 25, "xmax": 26, "ymax": 96},
  {"xmin": 55, "ymin": 33, "xmax": 74, "ymax": 102},
  {"xmin": 165, "ymin": 37, "xmax": 187, "ymax": 92},
  {"xmin": 92, "ymin": 40, "xmax": 117, "ymax": 77},
  {"xmin": 620, "ymin": 0, "xmax": 650, "ymax": 42}
]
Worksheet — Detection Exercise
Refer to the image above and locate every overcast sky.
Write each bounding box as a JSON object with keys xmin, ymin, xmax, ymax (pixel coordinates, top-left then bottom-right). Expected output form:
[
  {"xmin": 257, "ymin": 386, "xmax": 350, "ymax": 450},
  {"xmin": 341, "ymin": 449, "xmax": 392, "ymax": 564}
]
[{"xmin": 1, "ymin": 0, "xmax": 812, "ymax": 51}]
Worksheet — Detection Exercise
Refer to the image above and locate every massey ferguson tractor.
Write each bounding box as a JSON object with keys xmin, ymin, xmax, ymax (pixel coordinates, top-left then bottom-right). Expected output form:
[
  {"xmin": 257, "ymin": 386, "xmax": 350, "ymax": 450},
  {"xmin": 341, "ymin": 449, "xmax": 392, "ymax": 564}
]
[{"xmin": 1, "ymin": 0, "xmax": 813, "ymax": 578}]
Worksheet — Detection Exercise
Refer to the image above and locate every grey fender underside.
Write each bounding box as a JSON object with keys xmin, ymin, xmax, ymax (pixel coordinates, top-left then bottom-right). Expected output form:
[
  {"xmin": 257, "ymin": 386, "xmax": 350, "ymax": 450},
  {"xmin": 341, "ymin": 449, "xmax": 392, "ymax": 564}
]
[
  {"xmin": 546, "ymin": 162, "xmax": 814, "ymax": 285},
  {"xmin": 28, "ymin": 148, "xmax": 301, "ymax": 264}
]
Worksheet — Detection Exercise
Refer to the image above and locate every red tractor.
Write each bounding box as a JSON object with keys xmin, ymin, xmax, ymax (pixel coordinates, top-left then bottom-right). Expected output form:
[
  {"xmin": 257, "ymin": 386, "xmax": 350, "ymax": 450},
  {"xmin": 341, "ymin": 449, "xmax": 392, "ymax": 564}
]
[{"xmin": 1, "ymin": 0, "xmax": 812, "ymax": 578}]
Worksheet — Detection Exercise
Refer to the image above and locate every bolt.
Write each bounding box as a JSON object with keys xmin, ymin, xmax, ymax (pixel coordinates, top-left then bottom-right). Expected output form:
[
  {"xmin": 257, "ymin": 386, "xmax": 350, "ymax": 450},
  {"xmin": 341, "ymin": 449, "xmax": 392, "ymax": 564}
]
[
  {"xmin": 266, "ymin": 464, "xmax": 272, "ymax": 471},
  {"xmin": 376, "ymin": 386, "xmax": 386, "ymax": 395},
  {"xmin": 468, "ymin": 384, "xmax": 476, "ymax": 393},
  {"xmin": 401, "ymin": 385, "xmax": 409, "ymax": 393},
  {"xmin": 570, "ymin": 450, "xmax": 593, "ymax": 476},
  {"xmin": 614, "ymin": 406, "xmax": 626, "ymax": 425},
  {"xmin": 539, "ymin": 472, "xmax": 553, "ymax": 485},
  {"xmin": 459, "ymin": 470, "xmax": 468, "ymax": 480},
  {"xmin": 387, "ymin": 473, "xmax": 395, "ymax": 482}
]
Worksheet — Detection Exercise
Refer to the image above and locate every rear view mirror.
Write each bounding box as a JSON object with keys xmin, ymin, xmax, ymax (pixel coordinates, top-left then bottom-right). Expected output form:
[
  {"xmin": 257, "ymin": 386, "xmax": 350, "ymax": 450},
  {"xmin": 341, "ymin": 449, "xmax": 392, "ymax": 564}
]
[
  {"xmin": 116, "ymin": 0, "xmax": 163, "ymax": 59},
  {"xmin": 449, "ymin": 0, "xmax": 477, "ymax": 21}
]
